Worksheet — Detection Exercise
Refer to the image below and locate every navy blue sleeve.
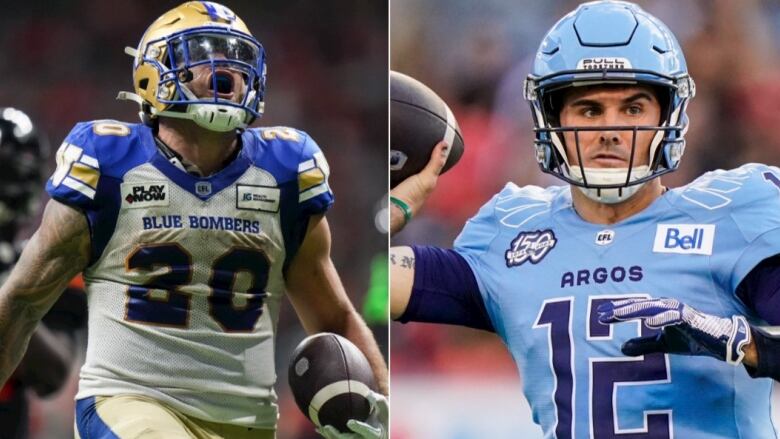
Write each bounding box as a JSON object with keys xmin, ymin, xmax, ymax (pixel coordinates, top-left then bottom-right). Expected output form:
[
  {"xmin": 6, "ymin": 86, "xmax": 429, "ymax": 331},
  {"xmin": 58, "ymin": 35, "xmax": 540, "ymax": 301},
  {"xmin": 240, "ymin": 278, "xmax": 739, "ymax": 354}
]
[
  {"xmin": 737, "ymin": 255, "xmax": 780, "ymax": 381},
  {"xmin": 395, "ymin": 245, "xmax": 495, "ymax": 332},
  {"xmin": 736, "ymin": 255, "xmax": 780, "ymax": 325}
]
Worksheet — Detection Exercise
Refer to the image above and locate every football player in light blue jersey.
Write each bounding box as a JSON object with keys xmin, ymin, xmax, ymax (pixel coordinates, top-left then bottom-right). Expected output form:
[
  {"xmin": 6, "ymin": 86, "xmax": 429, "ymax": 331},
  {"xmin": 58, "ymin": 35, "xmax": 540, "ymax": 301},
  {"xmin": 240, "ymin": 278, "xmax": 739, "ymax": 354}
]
[
  {"xmin": 0, "ymin": 2, "xmax": 387, "ymax": 439},
  {"xmin": 391, "ymin": 1, "xmax": 780, "ymax": 438}
]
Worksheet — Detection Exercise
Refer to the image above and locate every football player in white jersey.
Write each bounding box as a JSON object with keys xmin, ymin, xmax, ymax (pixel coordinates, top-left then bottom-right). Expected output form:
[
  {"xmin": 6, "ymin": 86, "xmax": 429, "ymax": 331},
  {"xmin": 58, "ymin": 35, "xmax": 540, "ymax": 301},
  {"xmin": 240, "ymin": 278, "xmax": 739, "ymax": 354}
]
[{"xmin": 0, "ymin": 2, "xmax": 387, "ymax": 438}]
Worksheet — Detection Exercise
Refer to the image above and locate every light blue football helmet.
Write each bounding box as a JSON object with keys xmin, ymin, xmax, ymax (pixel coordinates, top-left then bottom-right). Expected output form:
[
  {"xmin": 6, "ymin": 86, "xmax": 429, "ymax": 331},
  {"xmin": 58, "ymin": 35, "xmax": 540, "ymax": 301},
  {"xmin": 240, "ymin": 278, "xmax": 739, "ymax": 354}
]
[{"xmin": 524, "ymin": 1, "xmax": 695, "ymax": 203}]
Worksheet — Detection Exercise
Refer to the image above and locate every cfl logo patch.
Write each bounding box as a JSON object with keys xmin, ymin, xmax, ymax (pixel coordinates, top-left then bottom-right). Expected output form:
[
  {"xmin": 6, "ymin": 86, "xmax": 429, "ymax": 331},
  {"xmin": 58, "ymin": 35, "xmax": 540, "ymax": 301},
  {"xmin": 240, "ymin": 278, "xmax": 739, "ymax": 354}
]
[
  {"xmin": 652, "ymin": 224, "xmax": 715, "ymax": 255},
  {"xmin": 195, "ymin": 182, "xmax": 212, "ymax": 197},
  {"xmin": 595, "ymin": 230, "xmax": 615, "ymax": 246}
]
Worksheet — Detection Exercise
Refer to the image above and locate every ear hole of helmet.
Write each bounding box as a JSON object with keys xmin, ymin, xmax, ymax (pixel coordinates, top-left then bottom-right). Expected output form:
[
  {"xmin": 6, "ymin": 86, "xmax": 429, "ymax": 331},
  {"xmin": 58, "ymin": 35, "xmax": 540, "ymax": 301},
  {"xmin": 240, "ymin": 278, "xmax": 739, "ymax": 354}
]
[{"xmin": 655, "ymin": 86, "xmax": 672, "ymax": 124}]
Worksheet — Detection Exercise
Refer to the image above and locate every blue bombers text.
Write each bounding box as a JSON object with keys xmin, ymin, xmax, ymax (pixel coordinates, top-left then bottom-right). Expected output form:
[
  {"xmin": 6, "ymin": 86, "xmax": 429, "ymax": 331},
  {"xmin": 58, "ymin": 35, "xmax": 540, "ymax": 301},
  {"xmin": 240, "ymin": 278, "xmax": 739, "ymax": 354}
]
[{"xmin": 142, "ymin": 215, "xmax": 261, "ymax": 234}]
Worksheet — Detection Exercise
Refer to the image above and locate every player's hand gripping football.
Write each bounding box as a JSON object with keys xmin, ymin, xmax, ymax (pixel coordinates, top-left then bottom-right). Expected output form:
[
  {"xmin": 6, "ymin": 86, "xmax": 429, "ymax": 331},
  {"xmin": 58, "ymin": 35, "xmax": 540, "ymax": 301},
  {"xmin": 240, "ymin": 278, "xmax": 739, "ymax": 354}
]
[
  {"xmin": 597, "ymin": 297, "xmax": 753, "ymax": 365},
  {"xmin": 316, "ymin": 391, "xmax": 388, "ymax": 439},
  {"xmin": 389, "ymin": 141, "xmax": 449, "ymax": 236}
]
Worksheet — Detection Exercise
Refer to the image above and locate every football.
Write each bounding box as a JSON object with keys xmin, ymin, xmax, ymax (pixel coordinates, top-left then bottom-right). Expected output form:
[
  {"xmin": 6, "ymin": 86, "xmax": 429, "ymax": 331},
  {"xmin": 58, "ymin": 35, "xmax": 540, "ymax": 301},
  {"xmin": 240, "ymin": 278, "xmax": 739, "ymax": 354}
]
[
  {"xmin": 390, "ymin": 70, "xmax": 465, "ymax": 188},
  {"xmin": 288, "ymin": 333, "xmax": 377, "ymax": 432}
]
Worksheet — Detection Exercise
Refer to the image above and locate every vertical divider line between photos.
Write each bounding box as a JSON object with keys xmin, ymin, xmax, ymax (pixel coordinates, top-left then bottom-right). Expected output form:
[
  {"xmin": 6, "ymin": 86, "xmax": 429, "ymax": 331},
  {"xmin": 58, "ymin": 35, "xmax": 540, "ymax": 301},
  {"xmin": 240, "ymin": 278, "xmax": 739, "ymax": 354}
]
[{"xmin": 385, "ymin": 0, "xmax": 393, "ymax": 435}]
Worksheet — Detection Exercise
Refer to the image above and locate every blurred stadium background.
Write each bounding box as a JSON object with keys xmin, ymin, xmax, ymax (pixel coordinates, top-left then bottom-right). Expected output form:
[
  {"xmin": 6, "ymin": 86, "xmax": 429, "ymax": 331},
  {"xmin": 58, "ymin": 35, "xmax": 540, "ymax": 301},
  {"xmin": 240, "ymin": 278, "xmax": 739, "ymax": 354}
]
[
  {"xmin": 0, "ymin": 1, "xmax": 387, "ymax": 438},
  {"xmin": 391, "ymin": 0, "xmax": 780, "ymax": 437}
]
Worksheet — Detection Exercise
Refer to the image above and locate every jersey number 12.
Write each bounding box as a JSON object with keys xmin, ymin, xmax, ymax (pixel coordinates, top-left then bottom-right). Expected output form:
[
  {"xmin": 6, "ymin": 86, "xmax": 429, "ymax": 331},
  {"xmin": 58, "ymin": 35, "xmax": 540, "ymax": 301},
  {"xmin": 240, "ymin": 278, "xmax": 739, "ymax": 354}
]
[{"xmin": 534, "ymin": 295, "xmax": 672, "ymax": 439}]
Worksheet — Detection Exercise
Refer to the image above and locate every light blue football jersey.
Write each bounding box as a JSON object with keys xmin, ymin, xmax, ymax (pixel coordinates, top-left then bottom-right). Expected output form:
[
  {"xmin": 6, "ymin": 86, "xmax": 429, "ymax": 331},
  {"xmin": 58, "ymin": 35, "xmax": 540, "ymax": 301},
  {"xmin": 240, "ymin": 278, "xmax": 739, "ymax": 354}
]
[
  {"xmin": 46, "ymin": 120, "xmax": 333, "ymax": 428},
  {"xmin": 454, "ymin": 164, "xmax": 780, "ymax": 439}
]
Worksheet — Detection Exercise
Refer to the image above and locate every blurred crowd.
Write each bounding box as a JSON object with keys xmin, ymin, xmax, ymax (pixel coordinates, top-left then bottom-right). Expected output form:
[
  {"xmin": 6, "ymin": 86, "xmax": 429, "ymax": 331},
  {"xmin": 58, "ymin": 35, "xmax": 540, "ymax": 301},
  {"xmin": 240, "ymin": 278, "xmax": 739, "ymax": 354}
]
[
  {"xmin": 0, "ymin": 1, "xmax": 387, "ymax": 438},
  {"xmin": 391, "ymin": 0, "xmax": 780, "ymax": 437}
]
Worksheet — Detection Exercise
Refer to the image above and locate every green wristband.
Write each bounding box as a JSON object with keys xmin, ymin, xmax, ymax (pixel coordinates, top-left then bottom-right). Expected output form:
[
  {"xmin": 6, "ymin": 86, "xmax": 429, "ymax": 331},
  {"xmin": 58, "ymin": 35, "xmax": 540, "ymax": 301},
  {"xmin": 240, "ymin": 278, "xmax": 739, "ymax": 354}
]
[{"xmin": 390, "ymin": 196, "xmax": 413, "ymax": 224}]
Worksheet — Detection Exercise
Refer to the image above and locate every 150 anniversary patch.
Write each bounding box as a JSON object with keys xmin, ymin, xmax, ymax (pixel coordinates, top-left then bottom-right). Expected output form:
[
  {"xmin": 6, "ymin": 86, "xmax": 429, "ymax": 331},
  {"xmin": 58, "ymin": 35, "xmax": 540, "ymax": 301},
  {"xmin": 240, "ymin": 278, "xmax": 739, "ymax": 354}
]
[{"xmin": 505, "ymin": 229, "xmax": 557, "ymax": 267}]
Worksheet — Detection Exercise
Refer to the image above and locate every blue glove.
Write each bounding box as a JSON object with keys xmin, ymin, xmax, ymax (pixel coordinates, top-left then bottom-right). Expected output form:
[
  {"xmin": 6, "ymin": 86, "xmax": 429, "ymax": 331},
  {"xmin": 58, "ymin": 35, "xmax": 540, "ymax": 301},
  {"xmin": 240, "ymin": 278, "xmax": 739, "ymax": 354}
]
[
  {"xmin": 597, "ymin": 297, "xmax": 752, "ymax": 365},
  {"xmin": 316, "ymin": 391, "xmax": 388, "ymax": 439}
]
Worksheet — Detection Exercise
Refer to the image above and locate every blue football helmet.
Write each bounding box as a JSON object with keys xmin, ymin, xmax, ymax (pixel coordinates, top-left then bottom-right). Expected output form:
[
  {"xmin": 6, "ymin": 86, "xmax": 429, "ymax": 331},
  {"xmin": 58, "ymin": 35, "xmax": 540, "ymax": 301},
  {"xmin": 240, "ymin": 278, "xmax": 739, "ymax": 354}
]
[{"xmin": 524, "ymin": 1, "xmax": 695, "ymax": 203}]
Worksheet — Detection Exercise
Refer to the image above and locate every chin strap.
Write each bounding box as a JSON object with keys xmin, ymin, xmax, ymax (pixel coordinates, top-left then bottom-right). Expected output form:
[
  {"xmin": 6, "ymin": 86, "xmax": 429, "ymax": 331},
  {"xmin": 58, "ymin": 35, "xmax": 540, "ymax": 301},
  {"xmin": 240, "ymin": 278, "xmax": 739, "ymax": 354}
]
[
  {"xmin": 116, "ymin": 91, "xmax": 144, "ymax": 105},
  {"xmin": 116, "ymin": 91, "xmax": 153, "ymax": 126},
  {"xmin": 569, "ymin": 165, "xmax": 652, "ymax": 204}
]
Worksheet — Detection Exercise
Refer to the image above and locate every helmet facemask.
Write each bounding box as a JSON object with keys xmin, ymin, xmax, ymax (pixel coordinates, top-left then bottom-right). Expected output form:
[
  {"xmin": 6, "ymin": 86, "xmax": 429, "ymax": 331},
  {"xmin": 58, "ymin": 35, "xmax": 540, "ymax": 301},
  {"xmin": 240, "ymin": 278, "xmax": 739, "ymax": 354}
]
[
  {"xmin": 527, "ymin": 75, "xmax": 693, "ymax": 204},
  {"xmin": 135, "ymin": 28, "xmax": 265, "ymax": 132}
]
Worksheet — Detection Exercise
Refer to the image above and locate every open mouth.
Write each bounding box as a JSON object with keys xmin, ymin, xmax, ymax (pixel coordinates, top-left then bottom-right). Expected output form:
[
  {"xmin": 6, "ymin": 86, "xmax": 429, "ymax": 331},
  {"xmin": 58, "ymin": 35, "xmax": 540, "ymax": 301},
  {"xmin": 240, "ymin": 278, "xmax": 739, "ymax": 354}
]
[{"xmin": 209, "ymin": 72, "xmax": 234, "ymax": 95}]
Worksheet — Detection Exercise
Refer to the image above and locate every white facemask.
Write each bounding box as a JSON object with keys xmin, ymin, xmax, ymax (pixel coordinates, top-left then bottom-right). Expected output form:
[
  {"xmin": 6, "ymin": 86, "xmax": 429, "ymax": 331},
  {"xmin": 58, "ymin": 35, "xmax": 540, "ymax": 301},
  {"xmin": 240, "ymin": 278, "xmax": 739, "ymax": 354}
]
[
  {"xmin": 157, "ymin": 84, "xmax": 250, "ymax": 132},
  {"xmin": 183, "ymin": 103, "xmax": 248, "ymax": 132}
]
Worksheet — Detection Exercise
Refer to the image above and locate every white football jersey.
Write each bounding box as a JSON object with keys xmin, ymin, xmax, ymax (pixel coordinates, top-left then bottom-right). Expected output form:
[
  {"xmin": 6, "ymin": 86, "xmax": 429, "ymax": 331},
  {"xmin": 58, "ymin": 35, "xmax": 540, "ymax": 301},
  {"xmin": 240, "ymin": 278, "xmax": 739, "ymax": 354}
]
[{"xmin": 47, "ymin": 121, "xmax": 333, "ymax": 428}]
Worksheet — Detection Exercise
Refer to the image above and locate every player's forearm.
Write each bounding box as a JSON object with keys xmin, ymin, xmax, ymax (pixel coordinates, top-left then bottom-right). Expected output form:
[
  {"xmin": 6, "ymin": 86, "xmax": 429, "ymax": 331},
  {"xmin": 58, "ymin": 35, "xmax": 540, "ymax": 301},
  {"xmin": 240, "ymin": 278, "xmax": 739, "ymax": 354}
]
[
  {"xmin": 0, "ymin": 250, "xmax": 74, "ymax": 386},
  {"xmin": 389, "ymin": 203, "xmax": 407, "ymax": 236},
  {"xmin": 0, "ymin": 201, "xmax": 89, "ymax": 387},
  {"xmin": 0, "ymin": 293, "xmax": 42, "ymax": 386}
]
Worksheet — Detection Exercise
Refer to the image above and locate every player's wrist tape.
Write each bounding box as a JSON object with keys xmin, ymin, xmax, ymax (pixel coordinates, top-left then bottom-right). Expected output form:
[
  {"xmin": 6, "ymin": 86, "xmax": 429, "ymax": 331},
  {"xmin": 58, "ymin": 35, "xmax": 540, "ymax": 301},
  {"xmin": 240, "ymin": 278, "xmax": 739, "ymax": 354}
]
[{"xmin": 390, "ymin": 196, "xmax": 413, "ymax": 224}]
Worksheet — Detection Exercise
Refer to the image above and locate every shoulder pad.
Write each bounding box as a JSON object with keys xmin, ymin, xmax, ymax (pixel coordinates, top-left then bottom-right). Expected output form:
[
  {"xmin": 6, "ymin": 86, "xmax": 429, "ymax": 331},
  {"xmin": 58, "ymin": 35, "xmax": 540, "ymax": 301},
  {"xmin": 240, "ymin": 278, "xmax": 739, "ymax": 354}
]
[
  {"xmin": 253, "ymin": 126, "xmax": 307, "ymax": 144},
  {"xmin": 491, "ymin": 183, "xmax": 566, "ymax": 228},
  {"xmin": 244, "ymin": 126, "xmax": 309, "ymax": 170},
  {"xmin": 671, "ymin": 164, "xmax": 780, "ymax": 239},
  {"xmin": 672, "ymin": 164, "xmax": 780, "ymax": 212},
  {"xmin": 56, "ymin": 120, "xmax": 153, "ymax": 179},
  {"xmin": 454, "ymin": 184, "xmax": 564, "ymax": 254},
  {"xmin": 243, "ymin": 127, "xmax": 333, "ymax": 208}
]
